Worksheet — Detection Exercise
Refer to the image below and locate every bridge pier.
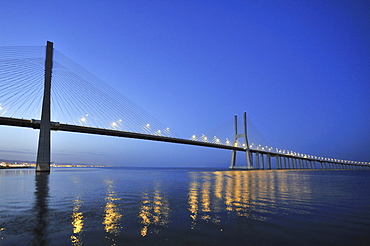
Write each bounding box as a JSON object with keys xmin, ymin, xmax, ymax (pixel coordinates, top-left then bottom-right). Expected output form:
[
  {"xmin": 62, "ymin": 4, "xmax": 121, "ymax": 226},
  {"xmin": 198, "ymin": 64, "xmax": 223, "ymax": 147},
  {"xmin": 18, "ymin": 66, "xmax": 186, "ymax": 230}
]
[
  {"xmin": 267, "ymin": 154, "xmax": 271, "ymax": 169},
  {"xmin": 36, "ymin": 41, "xmax": 53, "ymax": 172}
]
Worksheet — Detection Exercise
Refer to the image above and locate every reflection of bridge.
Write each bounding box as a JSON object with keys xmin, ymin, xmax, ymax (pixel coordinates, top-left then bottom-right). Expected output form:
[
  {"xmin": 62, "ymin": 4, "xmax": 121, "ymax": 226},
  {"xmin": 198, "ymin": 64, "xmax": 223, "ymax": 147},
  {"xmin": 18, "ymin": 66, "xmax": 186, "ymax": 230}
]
[{"xmin": 0, "ymin": 42, "xmax": 369, "ymax": 172}]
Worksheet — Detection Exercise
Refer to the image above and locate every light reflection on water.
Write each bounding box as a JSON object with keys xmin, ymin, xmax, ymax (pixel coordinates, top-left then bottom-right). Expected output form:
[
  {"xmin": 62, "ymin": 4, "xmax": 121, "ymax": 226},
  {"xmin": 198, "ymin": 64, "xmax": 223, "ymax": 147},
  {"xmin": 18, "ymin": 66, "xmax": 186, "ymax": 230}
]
[
  {"xmin": 102, "ymin": 178, "xmax": 123, "ymax": 245},
  {"xmin": 188, "ymin": 170, "xmax": 314, "ymax": 226},
  {"xmin": 71, "ymin": 195, "xmax": 83, "ymax": 246},
  {"xmin": 139, "ymin": 182, "xmax": 170, "ymax": 237},
  {"xmin": 1, "ymin": 168, "xmax": 370, "ymax": 245}
]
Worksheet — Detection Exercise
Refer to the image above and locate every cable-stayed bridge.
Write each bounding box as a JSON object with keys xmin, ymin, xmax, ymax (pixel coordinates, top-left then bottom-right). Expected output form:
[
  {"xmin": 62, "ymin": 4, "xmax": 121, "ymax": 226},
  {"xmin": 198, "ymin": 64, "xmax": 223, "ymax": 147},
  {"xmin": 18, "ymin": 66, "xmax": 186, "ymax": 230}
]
[{"xmin": 0, "ymin": 42, "xmax": 369, "ymax": 172}]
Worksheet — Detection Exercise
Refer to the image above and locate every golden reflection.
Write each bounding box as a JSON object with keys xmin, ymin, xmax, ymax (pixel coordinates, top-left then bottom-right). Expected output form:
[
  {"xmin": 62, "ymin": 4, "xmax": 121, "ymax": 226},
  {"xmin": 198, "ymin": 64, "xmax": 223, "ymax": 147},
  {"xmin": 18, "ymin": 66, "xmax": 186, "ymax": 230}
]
[
  {"xmin": 201, "ymin": 173, "xmax": 211, "ymax": 213},
  {"xmin": 102, "ymin": 179, "xmax": 122, "ymax": 236},
  {"xmin": 71, "ymin": 196, "xmax": 84, "ymax": 246},
  {"xmin": 188, "ymin": 170, "xmax": 313, "ymax": 225},
  {"xmin": 188, "ymin": 175, "xmax": 199, "ymax": 229},
  {"xmin": 0, "ymin": 227, "xmax": 5, "ymax": 240},
  {"xmin": 139, "ymin": 183, "xmax": 169, "ymax": 237}
]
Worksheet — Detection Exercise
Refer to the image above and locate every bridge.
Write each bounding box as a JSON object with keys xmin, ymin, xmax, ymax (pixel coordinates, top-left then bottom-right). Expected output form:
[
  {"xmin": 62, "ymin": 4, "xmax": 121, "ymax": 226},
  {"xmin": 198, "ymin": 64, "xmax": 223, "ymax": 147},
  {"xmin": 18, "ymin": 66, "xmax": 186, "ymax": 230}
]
[{"xmin": 1, "ymin": 42, "xmax": 369, "ymax": 172}]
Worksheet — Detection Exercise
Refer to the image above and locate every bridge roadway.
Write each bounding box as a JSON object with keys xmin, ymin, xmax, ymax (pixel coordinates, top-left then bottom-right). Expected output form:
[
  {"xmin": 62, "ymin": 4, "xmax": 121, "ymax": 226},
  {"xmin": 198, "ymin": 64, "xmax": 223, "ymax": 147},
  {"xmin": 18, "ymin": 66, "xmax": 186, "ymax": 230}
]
[
  {"xmin": 0, "ymin": 116, "xmax": 245, "ymax": 151},
  {"xmin": 0, "ymin": 116, "xmax": 363, "ymax": 167}
]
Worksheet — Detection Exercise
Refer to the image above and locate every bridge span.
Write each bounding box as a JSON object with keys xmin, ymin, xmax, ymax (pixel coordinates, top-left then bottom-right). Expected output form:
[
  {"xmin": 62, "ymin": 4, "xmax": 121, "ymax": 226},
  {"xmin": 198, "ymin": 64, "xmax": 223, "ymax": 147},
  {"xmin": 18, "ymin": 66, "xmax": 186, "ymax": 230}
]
[{"xmin": 1, "ymin": 116, "xmax": 368, "ymax": 171}]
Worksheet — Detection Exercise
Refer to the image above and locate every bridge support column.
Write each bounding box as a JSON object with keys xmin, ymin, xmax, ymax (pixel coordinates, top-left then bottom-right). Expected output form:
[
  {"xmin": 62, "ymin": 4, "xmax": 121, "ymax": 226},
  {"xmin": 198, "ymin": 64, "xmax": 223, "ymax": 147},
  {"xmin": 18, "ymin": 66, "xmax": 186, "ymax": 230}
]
[
  {"xmin": 229, "ymin": 112, "xmax": 253, "ymax": 169},
  {"xmin": 36, "ymin": 41, "xmax": 53, "ymax": 172}
]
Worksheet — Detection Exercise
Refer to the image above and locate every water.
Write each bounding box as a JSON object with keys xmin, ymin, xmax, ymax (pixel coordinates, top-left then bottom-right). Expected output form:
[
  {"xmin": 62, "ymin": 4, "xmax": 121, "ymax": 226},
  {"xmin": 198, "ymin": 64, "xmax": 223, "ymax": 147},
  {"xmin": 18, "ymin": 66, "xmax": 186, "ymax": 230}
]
[{"xmin": 1, "ymin": 167, "xmax": 370, "ymax": 245}]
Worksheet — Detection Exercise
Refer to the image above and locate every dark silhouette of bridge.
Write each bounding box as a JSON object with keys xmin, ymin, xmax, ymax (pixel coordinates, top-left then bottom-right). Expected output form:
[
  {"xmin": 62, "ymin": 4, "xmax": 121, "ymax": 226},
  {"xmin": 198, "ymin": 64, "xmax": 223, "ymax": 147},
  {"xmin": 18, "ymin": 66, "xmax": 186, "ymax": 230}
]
[{"xmin": 0, "ymin": 42, "xmax": 369, "ymax": 172}]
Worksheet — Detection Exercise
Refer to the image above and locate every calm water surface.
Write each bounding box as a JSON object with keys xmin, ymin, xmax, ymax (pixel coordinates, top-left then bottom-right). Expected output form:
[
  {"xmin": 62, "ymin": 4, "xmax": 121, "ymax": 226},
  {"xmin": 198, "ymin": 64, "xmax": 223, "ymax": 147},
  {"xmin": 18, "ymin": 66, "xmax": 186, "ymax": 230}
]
[{"xmin": 1, "ymin": 167, "xmax": 370, "ymax": 245}]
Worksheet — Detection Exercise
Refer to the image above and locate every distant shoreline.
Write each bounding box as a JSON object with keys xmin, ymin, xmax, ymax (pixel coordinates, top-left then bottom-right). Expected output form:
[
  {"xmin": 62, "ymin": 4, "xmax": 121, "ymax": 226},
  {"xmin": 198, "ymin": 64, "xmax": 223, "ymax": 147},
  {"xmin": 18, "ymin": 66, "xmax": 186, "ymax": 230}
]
[{"xmin": 0, "ymin": 166, "xmax": 31, "ymax": 169}]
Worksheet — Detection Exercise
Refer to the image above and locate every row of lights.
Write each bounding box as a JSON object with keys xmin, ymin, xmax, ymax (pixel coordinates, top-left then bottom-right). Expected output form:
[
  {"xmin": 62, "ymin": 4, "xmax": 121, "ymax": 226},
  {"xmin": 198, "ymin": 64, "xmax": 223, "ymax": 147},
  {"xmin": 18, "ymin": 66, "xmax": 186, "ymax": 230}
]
[
  {"xmin": 190, "ymin": 135, "xmax": 252, "ymax": 148},
  {"xmin": 189, "ymin": 135, "xmax": 369, "ymax": 165},
  {"xmin": 252, "ymin": 144, "xmax": 369, "ymax": 165},
  {"xmin": 142, "ymin": 123, "xmax": 171, "ymax": 136},
  {"xmin": 78, "ymin": 115, "xmax": 172, "ymax": 137}
]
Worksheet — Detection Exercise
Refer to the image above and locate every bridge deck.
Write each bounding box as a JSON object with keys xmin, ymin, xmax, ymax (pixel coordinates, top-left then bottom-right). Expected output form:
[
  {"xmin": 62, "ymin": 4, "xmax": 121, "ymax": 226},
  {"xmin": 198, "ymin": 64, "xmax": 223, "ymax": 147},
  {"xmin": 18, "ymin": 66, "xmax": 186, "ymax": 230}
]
[
  {"xmin": 0, "ymin": 116, "xmax": 366, "ymax": 166},
  {"xmin": 0, "ymin": 116, "xmax": 244, "ymax": 151}
]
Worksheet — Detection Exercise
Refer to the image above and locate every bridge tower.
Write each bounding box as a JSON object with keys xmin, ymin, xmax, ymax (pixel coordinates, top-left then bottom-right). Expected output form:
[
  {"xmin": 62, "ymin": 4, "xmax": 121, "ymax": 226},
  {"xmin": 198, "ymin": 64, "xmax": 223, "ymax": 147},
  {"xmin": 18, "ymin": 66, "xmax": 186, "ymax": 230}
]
[
  {"xmin": 36, "ymin": 41, "xmax": 53, "ymax": 172},
  {"xmin": 229, "ymin": 112, "xmax": 253, "ymax": 169}
]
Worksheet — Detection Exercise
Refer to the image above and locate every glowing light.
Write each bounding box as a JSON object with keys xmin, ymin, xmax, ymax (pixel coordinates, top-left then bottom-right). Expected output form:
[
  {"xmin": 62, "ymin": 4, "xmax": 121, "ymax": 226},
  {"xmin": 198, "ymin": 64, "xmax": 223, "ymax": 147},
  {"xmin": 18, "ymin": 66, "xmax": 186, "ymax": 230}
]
[
  {"xmin": 146, "ymin": 124, "xmax": 150, "ymax": 128},
  {"xmin": 80, "ymin": 117, "xmax": 86, "ymax": 122},
  {"xmin": 213, "ymin": 136, "xmax": 221, "ymax": 144}
]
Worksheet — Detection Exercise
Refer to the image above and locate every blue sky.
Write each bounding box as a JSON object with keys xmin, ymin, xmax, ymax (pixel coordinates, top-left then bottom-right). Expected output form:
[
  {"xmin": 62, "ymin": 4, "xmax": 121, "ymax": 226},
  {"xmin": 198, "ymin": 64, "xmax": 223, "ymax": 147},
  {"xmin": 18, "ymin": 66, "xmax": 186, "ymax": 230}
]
[{"xmin": 1, "ymin": 0, "xmax": 369, "ymax": 167}]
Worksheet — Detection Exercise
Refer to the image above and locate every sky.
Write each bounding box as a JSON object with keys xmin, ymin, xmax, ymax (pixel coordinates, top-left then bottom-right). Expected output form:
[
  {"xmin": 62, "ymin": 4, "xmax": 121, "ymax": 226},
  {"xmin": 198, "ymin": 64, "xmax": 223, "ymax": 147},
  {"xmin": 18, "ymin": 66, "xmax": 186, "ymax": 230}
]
[{"xmin": 0, "ymin": 0, "xmax": 369, "ymax": 167}]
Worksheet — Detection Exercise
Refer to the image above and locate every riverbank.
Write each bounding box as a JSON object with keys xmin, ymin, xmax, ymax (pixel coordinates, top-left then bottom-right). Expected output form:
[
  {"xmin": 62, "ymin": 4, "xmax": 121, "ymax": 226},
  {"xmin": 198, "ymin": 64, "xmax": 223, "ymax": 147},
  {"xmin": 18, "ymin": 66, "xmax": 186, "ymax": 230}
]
[{"xmin": 0, "ymin": 166, "xmax": 31, "ymax": 169}]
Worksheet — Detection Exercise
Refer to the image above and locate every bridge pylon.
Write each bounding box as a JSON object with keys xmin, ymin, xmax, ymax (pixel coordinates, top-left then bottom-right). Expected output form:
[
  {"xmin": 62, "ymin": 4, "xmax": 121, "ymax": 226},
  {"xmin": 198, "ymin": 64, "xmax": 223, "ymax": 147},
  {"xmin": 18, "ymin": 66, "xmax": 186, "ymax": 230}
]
[
  {"xmin": 36, "ymin": 41, "xmax": 53, "ymax": 172},
  {"xmin": 229, "ymin": 112, "xmax": 253, "ymax": 169}
]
